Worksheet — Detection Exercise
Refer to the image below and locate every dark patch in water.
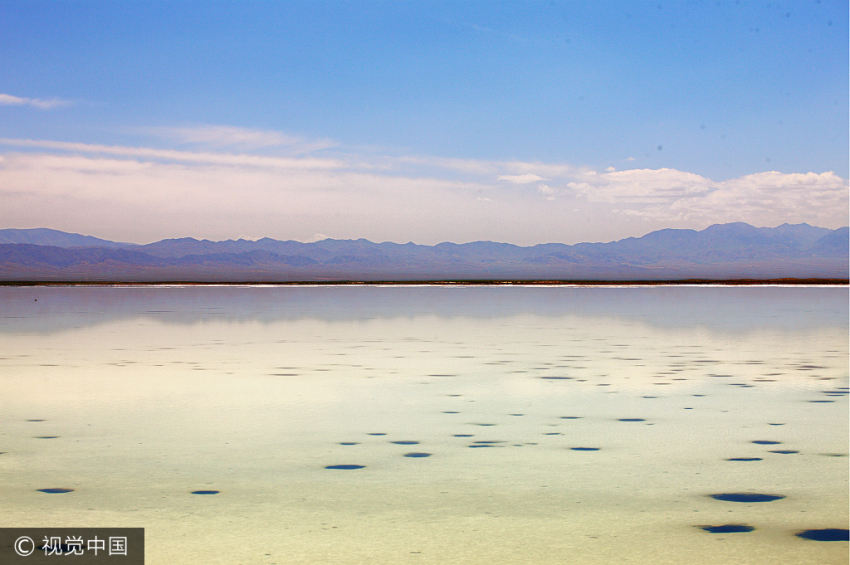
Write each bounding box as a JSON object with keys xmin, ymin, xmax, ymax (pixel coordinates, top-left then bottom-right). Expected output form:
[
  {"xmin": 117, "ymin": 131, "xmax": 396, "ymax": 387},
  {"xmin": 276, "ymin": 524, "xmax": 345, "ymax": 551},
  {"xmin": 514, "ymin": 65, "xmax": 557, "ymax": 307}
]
[
  {"xmin": 38, "ymin": 488, "xmax": 73, "ymax": 494},
  {"xmin": 708, "ymin": 493, "xmax": 785, "ymax": 503},
  {"xmin": 618, "ymin": 418, "xmax": 645, "ymax": 422},
  {"xmin": 769, "ymin": 450, "xmax": 799, "ymax": 454},
  {"xmin": 571, "ymin": 447, "xmax": 600, "ymax": 451},
  {"xmin": 752, "ymin": 440, "xmax": 781, "ymax": 445},
  {"xmin": 404, "ymin": 452, "xmax": 431, "ymax": 458},
  {"xmin": 726, "ymin": 457, "xmax": 762, "ymax": 461},
  {"xmin": 698, "ymin": 524, "xmax": 755, "ymax": 533},
  {"xmin": 325, "ymin": 464, "xmax": 365, "ymax": 470},
  {"xmin": 391, "ymin": 441, "xmax": 419, "ymax": 445},
  {"xmin": 795, "ymin": 529, "xmax": 849, "ymax": 542},
  {"xmin": 191, "ymin": 490, "xmax": 219, "ymax": 495}
]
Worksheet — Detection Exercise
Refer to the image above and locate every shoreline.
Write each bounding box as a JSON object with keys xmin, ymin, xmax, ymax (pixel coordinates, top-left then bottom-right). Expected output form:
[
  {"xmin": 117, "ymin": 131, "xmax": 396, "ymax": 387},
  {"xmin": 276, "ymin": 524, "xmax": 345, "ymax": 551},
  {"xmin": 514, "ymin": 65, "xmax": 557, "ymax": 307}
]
[{"xmin": 1, "ymin": 278, "xmax": 847, "ymax": 287}]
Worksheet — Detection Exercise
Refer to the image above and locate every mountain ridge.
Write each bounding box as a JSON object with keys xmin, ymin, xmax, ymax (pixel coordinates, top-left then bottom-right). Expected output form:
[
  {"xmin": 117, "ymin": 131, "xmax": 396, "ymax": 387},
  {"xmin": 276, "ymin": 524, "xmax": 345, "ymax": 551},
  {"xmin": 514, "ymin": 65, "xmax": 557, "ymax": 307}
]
[{"xmin": 0, "ymin": 223, "xmax": 846, "ymax": 281}]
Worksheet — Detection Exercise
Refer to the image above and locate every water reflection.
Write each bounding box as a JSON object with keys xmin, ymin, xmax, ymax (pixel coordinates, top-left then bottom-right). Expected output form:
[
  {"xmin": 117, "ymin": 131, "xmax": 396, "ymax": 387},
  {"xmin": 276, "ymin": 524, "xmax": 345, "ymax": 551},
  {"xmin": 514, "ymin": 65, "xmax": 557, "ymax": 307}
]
[
  {"xmin": 1, "ymin": 285, "xmax": 846, "ymax": 334},
  {"xmin": 0, "ymin": 285, "xmax": 846, "ymax": 565}
]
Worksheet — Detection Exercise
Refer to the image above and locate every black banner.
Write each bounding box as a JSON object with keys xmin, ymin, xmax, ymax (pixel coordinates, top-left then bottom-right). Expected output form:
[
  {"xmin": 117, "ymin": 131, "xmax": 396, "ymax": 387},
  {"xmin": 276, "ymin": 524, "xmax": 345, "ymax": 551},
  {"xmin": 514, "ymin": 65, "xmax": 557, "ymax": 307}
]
[{"xmin": 0, "ymin": 529, "xmax": 144, "ymax": 564}]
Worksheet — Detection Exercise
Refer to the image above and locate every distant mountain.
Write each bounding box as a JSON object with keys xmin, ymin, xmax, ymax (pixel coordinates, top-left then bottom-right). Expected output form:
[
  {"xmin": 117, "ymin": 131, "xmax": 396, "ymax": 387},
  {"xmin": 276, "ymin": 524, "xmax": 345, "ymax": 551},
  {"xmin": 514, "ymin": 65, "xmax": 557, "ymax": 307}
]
[
  {"xmin": 0, "ymin": 223, "xmax": 846, "ymax": 282},
  {"xmin": 0, "ymin": 228, "xmax": 135, "ymax": 248}
]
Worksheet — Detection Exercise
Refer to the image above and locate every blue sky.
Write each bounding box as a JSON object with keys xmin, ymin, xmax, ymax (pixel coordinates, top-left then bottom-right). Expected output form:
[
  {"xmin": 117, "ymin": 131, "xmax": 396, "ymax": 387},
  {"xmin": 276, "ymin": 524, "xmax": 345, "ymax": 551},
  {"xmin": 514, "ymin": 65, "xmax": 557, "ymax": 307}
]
[{"xmin": 0, "ymin": 0, "xmax": 847, "ymax": 245}]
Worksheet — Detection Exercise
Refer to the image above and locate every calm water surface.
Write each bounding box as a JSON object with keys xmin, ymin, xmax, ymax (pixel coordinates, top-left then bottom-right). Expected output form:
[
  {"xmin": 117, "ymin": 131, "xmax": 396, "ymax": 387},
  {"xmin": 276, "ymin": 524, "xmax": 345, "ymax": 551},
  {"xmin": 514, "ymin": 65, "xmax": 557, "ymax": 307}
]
[{"xmin": 1, "ymin": 285, "xmax": 847, "ymax": 564}]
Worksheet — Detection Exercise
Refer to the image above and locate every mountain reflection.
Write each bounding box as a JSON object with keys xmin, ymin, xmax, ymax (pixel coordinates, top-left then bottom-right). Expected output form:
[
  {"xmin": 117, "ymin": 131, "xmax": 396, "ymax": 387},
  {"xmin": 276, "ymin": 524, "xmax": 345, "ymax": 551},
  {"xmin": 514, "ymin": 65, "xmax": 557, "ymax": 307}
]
[{"xmin": 1, "ymin": 285, "xmax": 845, "ymax": 335}]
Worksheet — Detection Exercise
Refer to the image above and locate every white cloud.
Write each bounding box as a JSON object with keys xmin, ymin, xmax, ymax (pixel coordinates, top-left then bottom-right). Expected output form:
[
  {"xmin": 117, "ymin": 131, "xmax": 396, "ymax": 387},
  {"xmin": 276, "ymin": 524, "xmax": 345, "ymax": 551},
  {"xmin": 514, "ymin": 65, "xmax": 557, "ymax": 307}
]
[
  {"xmin": 573, "ymin": 168, "xmax": 713, "ymax": 204},
  {"xmin": 537, "ymin": 184, "xmax": 557, "ymax": 200},
  {"xmin": 0, "ymin": 134, "xmax": 846, "ymax": 245},
  {"xmin": 497, "ymin": 173, "xmax": 547, "ymax": 184},
  {"xmin": 501, "ymin": 161, "xmax": 578, "ymax": 178},
  {"xmin": 142, "ymin": 125, "xmax": 338, "ymax": 153},
  {"xmin": 395, "ymin": 155, "xmax": 500, "ymax": 176},
  {"xmin": 696, "ymin": 171, "xmax": 849, "ymax": 225},
  {"xmin": 0, "ymin": 93, "xmax": 71, "ymax": 110},
  {"xmin": 567, "ymin": 166, "xmax": 848, "ymax": 227},
  {"xmin": 0, "ymin": 148, "xmax": 500, "ymax": 244},
  {"xmin": 0, "ymin": 138, "xmax": 344, "ymax": 170}
]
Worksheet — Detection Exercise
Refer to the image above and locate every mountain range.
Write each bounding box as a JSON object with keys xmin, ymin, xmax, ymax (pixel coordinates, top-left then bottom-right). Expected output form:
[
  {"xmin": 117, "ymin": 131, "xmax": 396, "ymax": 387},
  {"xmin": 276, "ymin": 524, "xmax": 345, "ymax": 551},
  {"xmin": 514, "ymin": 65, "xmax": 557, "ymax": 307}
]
[{"xmin": 0, "ymin": 223, "xmax": 846, "ymax": 282}]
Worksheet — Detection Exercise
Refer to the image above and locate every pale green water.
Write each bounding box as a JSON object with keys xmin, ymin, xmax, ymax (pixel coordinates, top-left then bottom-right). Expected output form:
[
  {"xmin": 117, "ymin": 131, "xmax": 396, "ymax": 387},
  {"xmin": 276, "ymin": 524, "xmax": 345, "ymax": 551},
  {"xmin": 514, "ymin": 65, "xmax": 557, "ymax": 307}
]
[{"xmin": 0, "ymin": 286, "xmax": 847, "ymax": 564}]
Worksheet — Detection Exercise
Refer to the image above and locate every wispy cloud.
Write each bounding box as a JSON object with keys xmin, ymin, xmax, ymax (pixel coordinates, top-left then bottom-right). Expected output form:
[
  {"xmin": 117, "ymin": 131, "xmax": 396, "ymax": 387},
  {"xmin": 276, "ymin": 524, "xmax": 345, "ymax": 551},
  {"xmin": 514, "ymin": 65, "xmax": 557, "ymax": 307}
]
[
  {"xmin": 565, "ymin": 167, "xmax": 848, "ymax": 227},
  {"xmin": 141, "ymin": 125, "xmax": 338, "ymax": 154},
  {"xmin": 0, "ymin": 93, "xmax": 72, "ymax": 110},
  {"xmin": 0, "ymin": 133, "xmax": 846, "ymax": 244},
  {"xmin": 497, "ymin": 174, "xmax": 547, "ymax": 184},
  {"xmin": 393, "ymin": 155, "xmax": 500, "ymax": 176},
  {"xmin": 0, "ymin": 148, "xmax": 498, "ymax": 244},
  {"xmin": 694, "ymin": 171, "xmax": 849, "ymax": 225},
  {"xmin": 568, "ymin": 168, "xmax": 713, "ymax": 204},
  {"xmin": 537, "ymin": 184, "xmax": 556, "ymax": 200},
  {"xmin": 0, "ymin": 138, "xmax": 344, "ymax": 170}
]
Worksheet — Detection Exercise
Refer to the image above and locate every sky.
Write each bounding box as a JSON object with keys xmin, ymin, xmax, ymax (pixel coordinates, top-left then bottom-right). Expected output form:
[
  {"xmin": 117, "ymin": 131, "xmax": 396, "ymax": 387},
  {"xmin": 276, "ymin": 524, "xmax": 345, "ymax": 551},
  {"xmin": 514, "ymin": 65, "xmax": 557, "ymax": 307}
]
[{"xmin": 0, "ymin": 0, "xmax": 847, "ymax": 246}]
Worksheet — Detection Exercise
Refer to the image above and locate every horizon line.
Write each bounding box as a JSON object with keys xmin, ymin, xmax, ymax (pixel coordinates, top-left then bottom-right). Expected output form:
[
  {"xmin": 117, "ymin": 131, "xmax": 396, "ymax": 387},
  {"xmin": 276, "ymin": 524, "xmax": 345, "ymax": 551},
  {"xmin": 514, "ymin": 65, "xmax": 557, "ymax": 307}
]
[{"xmin": 1, "ymin": 221, "xmax": 847, "ymax": 248}]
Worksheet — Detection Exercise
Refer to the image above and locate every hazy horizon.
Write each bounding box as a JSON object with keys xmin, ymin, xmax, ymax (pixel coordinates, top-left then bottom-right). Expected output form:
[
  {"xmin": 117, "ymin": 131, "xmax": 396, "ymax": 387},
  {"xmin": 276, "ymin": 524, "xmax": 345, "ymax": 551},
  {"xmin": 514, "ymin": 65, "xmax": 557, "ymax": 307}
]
[
  {"xmin": 1, "ymin": 1, "xmax": 847, "ymax": 245},
  {"xmin": 1, "ymin": 220, "xmax": 846, "ymax": 248}
]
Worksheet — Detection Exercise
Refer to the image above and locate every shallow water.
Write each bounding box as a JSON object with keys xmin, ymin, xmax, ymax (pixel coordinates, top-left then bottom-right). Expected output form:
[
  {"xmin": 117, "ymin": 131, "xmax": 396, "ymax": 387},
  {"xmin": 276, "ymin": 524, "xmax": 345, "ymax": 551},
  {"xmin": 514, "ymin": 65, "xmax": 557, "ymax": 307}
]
[{"xmin": 0, "ymin": 285, "xmax": 847, "ymax": 564}]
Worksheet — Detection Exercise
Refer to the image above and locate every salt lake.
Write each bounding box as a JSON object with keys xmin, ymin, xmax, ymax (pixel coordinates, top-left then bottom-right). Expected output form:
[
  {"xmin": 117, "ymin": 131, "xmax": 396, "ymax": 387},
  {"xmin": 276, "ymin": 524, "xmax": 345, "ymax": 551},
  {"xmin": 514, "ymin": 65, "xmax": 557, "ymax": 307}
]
[{"xmin": 0, "ymin": 285, "xmax": 847, "ymax": 564}]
